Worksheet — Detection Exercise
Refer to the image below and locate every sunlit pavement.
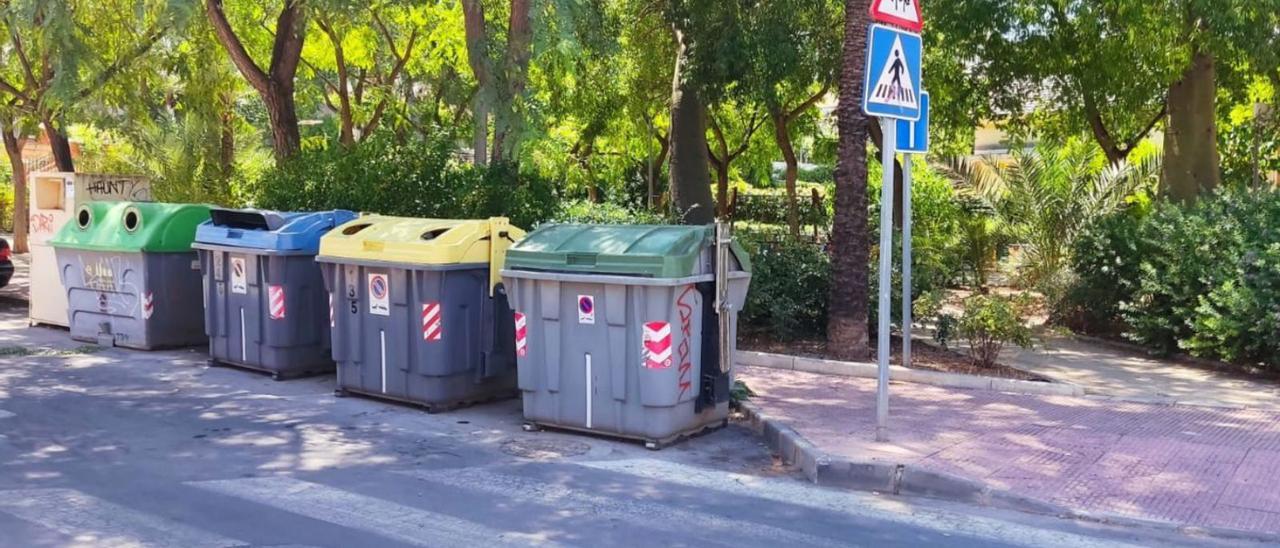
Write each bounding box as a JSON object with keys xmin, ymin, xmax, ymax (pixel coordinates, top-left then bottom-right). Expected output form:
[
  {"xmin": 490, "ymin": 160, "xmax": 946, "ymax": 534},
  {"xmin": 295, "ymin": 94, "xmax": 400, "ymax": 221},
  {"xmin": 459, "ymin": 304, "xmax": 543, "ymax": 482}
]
[
  {"xmin": 0, "ymin": 299, "xmax": 1244, "ymax": 547},
  {"xmin": 739, "ymin": 365, "xmax": 1280, "ymax": 538}
]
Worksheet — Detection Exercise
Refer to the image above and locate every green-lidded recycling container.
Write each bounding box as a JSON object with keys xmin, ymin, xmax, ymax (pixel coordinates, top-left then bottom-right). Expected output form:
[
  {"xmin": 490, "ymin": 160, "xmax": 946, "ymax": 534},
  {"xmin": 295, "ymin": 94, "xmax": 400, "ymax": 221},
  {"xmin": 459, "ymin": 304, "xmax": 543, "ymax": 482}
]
[
  {"xmin": 501, "ymin": 224, "xmax": 751, "ymax": 448},
  {"xmin": 50, "ymin": 201, "xmax": 211, "ymax": 350},
  {"xmin": 194, "ymin": 208, "xmax": 357, "ymax": 379}
]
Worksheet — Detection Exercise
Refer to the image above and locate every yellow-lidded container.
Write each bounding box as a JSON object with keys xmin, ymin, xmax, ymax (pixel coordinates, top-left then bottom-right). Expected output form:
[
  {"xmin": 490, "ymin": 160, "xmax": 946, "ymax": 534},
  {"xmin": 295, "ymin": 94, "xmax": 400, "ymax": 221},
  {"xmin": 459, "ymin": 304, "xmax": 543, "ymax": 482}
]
[
  {"xmin": 316, "ymin": 214, "xmax": 528, "ymax": 411},
  {"xmin": 318, "ymin": 215, "xmax": 525, "ymax": 291}
]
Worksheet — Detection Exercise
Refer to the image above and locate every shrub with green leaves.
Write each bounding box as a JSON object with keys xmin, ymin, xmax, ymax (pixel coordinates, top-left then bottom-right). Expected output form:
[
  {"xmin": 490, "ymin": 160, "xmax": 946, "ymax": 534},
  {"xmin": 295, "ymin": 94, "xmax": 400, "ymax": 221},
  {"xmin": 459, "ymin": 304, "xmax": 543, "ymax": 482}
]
[
  {"xmin": 1053, "ymin": 203, "xmax": 1151, "ymax": 334},
  {"xmin": 1061, "ymin": 188, "xmax": 1280, "ymax": 367},
  {"xmin": 957, "ymin": 294, "xmax": 1033, "ymax": 366},
  {"xmin": 551, "ymin": 200, "xmax": 668, "ymax": 225},
  {"xmin": 250, "ymin": 133, "xmax": 559, "ymax": 229},
  {"xmin": 1121, "ymin": 192, "xmax": 1250, "ymax": 354},
  {"xmin": 738, "ymin": 233, "xmax": 830, "ymax": 340}
]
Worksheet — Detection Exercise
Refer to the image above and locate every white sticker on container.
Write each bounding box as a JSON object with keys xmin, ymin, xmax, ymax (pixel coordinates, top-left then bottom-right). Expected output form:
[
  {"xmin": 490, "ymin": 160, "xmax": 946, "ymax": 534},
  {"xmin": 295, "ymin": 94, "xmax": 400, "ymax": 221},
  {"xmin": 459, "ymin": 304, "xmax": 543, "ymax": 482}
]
[
  {"xmin": 368, "ymin": 273, "xmax": 390, "ymax": 316},
  {"xmin": 230, "ymin": 256, "xmax": 247, "ymax": 294},
  {"xmin": 577, "ymin": 295, "xmax": 595, "ymax": 324}
]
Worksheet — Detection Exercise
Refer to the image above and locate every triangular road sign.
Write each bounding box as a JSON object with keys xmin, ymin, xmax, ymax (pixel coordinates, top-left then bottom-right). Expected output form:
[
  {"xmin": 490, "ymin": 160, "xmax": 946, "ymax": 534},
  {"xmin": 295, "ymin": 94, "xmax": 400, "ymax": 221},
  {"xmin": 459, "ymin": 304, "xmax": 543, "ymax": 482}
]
[
  {"xmin": 869, "ymin": 34, "xmax": 918, "ymax": 110},
  {"xmin": 870, "ymin": 0, "xmax": 923, "ymax": 32}
]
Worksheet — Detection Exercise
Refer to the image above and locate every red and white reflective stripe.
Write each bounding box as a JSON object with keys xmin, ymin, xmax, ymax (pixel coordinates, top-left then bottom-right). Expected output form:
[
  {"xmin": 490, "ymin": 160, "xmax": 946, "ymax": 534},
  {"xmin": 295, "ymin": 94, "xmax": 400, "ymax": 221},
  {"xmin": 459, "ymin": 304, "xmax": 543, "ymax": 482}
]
[
  {"xmin": 328, "ymin": 293, "xmax": 335, "ymax": 327},
  {"xmin": 422, "ymin": 302, "xmax": 442, "ymax": 342},
  {"xmin": 643, "ymin": 321, "xmax": 672, "ymax": 369},
  {"xmin": 142, "ymin": 292, "xmax": 154, "ymax": 320},
  {"xmin": 514, "ymin": 312, "xmax": 528, "ymax": 357},
  {"xmin": 268, "ymin": 285, "xmax": 286, "ymax": 320}
]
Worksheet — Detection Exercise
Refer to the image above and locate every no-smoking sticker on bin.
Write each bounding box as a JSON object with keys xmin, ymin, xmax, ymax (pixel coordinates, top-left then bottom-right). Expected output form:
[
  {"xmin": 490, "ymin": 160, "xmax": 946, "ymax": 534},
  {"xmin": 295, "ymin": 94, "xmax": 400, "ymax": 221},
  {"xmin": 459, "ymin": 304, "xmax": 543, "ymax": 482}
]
[
  {"xmin": 230, "ymin": 256, "xmax": 247, "ymax": 294},
  {"xmin": 368, "ymin": 273, "xmax": 390, "ymax": 316},
  {"xmin": 577, "ymin": 295, "xmax": 595, "ymax": 324}
]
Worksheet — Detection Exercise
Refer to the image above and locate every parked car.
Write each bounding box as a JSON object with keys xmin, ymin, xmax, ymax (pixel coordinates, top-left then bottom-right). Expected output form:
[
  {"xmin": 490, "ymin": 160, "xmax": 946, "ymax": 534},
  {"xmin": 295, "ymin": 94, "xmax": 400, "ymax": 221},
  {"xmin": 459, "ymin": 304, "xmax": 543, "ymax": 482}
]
[{"xmin": 0, "ymin": 237, "xmax": 12, "ymax": 288}]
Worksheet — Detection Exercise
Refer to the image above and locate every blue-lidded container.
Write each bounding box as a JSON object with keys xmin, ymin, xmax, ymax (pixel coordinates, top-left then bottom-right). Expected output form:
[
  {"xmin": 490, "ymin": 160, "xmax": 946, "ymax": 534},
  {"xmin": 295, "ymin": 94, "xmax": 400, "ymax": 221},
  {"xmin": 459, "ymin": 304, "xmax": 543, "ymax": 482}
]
[{"xmin": 193, "ymin": 208, "xmax": 357, "ymax": 379}]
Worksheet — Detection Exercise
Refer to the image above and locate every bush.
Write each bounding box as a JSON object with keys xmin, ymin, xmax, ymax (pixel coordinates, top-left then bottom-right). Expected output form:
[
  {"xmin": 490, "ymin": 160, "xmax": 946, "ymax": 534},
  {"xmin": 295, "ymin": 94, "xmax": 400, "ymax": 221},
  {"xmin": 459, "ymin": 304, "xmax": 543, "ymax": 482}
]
[
  {"xmin": 1053, "ymin": 204, "xmax": 1150, "ymax": 333},
  {"xmin": 957, "ymin": 293, "xmax": 1033, "ymax": 366},
  {"xmin": 251, "ymin": 133, "xmax": 560, "ymax": 229},
  {"xmin": 1059, "ymin": 188, "xmax": 1280, "ymax": 367},
  {"xmin": 550, "ymin": 200, "xmax": 668, "ymax": 225},
  {"xmin": 1121, "ymin": 193, "xmax": 1249, "ymax": 354},
  {"xmin": 0, "ymin": 183, "xmax": 13, "ymax": 232},
  {"xmin": 739, "ymin": 233, "xmax": 830, "ymax": 340}
]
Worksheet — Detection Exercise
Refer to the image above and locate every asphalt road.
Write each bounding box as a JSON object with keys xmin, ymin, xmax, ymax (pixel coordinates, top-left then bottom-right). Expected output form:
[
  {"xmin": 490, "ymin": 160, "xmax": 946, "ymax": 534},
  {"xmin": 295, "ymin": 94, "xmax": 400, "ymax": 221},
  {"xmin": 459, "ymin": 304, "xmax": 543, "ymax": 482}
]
[{"xmin": 0, "ymin": 301, "xmax": 1246, "ymax": 547}]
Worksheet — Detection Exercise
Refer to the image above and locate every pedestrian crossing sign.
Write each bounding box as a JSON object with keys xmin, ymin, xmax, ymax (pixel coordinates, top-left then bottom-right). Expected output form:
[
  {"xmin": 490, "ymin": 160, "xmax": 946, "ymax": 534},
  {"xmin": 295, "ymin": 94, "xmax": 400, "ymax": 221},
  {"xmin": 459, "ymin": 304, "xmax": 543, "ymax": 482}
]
[{"xmin": 863, "ymin": 24, "xmax": 922, "ymax": 121}]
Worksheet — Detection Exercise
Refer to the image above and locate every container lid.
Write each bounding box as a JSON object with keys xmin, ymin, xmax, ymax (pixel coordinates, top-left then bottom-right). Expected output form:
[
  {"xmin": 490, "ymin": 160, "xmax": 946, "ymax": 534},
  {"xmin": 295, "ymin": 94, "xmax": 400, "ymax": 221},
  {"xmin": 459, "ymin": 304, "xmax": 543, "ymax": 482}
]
[
  {"xmin": 194, "ymin": 208, "xmax": 357, "ymax": 253},
  {"xmin": 318, "ymin": 215, "xmax": 526, "ymax": 266},
  {"xmin": 504, "ymin": 224, "xmax": 751, "ymax": 278},
  {"xmin": 50, "ymin": 201, "xmax": 212, "ymax": 252}
]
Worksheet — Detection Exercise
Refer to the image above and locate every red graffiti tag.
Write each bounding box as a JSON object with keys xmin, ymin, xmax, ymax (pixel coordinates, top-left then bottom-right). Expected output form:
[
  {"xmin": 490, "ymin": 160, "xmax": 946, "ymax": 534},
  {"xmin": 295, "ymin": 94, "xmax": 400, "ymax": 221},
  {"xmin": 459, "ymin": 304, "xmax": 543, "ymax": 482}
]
[
  {"xmin": 30, "ymin": 213, "xmax": 56, "ymax": 234},
  {"xmin": 675, "ymin": 285, "xmax": 698, "ymax": 399}
]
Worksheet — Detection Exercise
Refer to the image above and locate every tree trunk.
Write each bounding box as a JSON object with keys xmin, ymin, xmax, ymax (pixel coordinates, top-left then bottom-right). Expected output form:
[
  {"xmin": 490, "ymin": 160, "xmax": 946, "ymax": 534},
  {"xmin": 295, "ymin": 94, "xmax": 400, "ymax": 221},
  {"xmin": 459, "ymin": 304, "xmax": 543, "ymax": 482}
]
[
  {"xmin": 668, "ymin": 29, "xmax": 715, "ymax": 225},
  {"xmin": 42, "ymin": 116, "xmax": 74, "ymax": 172},
  {"xmin": 1163, "ymin": 50, "xmax": 1220, "ymax": 203},
  {"xmin": 771, "ymin": 107, "xmax": 801, "ymax": 237},
  {"xmin": 473, "ymin": 98, "xmax": 489, "ymax": 166},
  {"xmin": 648, "ymin": 134, "xmax": 669, "ymax": 208},
  {"xmin": 461, "ymin": 0, "xmax": 492, "ymax": 166},
  {"xmin": 826, "ymin": 0, "xmax": 872, "ymax": 361},
  {"xmin": 215, "ymin": 93, "xmax": 236, "ymax": 195},
  {"xmin": 3, "ymin": 127, "xmax": 27, "ymax": 253},
  {"xmin": 325, "ymin": 24, "xmax": 356, "ymax": 148},
  {"xmin": 206, "ymin": 0, "xmax": 306, "ymax": 162},
  {"xmin": 714, "ymin": 161, "xmax": 730, "ymax": 217},
  {"xmin": 264, "ymin": 84, "xmax": 302, "ymax": 162}
]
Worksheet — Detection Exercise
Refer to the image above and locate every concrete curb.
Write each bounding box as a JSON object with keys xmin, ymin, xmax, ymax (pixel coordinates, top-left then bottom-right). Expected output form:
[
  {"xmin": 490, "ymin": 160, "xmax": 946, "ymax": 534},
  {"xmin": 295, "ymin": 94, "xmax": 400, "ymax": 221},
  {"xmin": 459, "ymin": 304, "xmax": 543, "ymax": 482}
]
[
  {"xmin": 738, "ymin": 400, "xmax": 1065, "ymax": 514},
  {"xmin": 736, "ymin": 350, "xmax": 1086, "ymax": 397},
  {"xmin": 738, "ymin": 400, "xmax": 1280, "ymax": 544}
]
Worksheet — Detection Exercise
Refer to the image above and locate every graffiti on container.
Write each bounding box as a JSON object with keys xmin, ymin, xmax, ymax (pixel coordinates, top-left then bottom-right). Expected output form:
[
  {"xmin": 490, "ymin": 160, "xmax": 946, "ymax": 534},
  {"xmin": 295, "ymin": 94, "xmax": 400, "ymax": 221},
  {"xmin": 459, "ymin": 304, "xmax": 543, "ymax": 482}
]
[
  {"xmin": 83, "ymin": 258, "xmax": 117, "ymax": 291},
  {"xmin": 83, "ymin": 178, "xmax": 150, "ymax": 202},
  {"xmin": 30, "ymin": 213, "xmax": 57, "ymax": 234},
  {"xmin": 76, "ymin": 255, "xmax": 142, "ymax": 317},
  {"xmin": 675, "ymin": 285, "xmax": 699, "ymax": 399}
]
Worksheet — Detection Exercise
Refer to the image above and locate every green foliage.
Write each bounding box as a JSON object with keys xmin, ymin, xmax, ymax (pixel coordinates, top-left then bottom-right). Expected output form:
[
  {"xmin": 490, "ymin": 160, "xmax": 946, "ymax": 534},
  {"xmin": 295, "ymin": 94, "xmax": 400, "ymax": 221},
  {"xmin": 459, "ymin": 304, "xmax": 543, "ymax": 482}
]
[
  {"xmin": 957, "ymin": 294, "xmax": 1034, "ymax": 367},
  {"xmin": 867, "ymin": 157, "xmax": 968, "ymax": 326},
  {"xmin": 550, "ymin": 200, "xmax": 668, "ymax": 225},
  {"xmin": 730, "ymin": 184, "xmax": 830, "ymax": 228},
  {"xmin": 250, "ymin": 133, "xmax": 560, "ymax": 229},
  {"xmin": 1063, "ymin": 189, "xmax": 1280, "ymax": 367},
  {"xmin": 1054, "ymin": 204, "xmax": 1152, "ymax": 333},
  {"xmin": 1120, "ymin": 194, "xmax": 1247, "ymax": 353},
  {"xmin": 941, "ymin": 139, "xmax": 1160, "ymax": 289},
  {"xmin": 0, "ymin": 182, "xmax": 13, "ymax": 232},
  {"xmin": 739, "ymin": 231, "xmax": 830, "ymax": 340}
]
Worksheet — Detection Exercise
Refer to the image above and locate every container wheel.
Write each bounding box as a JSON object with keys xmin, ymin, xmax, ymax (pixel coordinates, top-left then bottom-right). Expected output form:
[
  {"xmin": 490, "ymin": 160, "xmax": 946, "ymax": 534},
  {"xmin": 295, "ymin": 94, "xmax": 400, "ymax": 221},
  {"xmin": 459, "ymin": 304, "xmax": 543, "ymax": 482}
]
[
  {"xmin": 644, "ymin": 440, "xmax": 661, "ymax": 451},
  {"xmin": 522, "ymin": 422, "xmax": 541, "ymax": 432}
]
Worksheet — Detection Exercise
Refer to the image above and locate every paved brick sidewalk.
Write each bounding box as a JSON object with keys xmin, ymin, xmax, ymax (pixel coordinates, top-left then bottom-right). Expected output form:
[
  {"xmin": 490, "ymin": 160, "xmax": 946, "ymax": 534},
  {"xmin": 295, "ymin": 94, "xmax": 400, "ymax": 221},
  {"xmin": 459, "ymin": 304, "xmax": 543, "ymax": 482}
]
[{"xmin": 738, "ymin": 365, "xmax": 1280, "ymax": 536}]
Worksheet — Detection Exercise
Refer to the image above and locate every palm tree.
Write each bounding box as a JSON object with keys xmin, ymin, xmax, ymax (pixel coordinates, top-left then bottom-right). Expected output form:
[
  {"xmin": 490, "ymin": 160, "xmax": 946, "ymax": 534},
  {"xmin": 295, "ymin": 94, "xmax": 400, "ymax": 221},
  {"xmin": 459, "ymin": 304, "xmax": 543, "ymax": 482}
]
[
  {"xmin": 826, "ymin": 0, "xmax": 872, "ymax": 360},
  {"xmin": 942, "ymin": 140, "xmax": 1161, "ymax": 287}
]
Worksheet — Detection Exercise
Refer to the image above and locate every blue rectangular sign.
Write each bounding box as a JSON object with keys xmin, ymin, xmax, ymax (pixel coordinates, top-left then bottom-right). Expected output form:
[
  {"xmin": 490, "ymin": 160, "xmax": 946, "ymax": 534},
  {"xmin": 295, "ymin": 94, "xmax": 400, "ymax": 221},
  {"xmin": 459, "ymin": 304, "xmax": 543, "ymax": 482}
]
[
  {"xmin": 862, "ymin": 24, "xmax": 923, "ymax": 121},
  {"xmin": 895, "ymin": 91, "xmax": 929, "ymax": 154}
]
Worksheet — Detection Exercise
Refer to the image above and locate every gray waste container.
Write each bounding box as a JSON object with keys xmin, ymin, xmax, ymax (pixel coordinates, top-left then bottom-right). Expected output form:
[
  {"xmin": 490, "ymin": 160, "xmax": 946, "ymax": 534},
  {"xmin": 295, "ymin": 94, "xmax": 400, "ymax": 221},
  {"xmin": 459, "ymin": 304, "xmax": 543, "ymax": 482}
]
[
  {"xmin": 502, "ymin": 223, "xmax": 751, "ymax": 448},
  {"xmin": 317, "ymin": 215, "xmax": 526, "ymax": 411},
  {"xmin": 194, "ymin": 208, "xmax": 357, "ymax": 379},
  {"xmin": 50, "ymin": 202, "xmax": 212, "ymax": 349}
]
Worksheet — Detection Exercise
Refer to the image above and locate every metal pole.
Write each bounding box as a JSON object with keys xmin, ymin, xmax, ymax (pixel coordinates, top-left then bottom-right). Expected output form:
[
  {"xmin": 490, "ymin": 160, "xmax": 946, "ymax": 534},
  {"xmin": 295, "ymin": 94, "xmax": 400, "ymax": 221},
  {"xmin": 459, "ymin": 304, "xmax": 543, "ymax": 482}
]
[
  {"xmin": 876, "ymin": 117, "xmax": 895, "ymax": 443},
  {"xmin": 902, "ymin": 154, "xmax": 913, "ymax": 371}
]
